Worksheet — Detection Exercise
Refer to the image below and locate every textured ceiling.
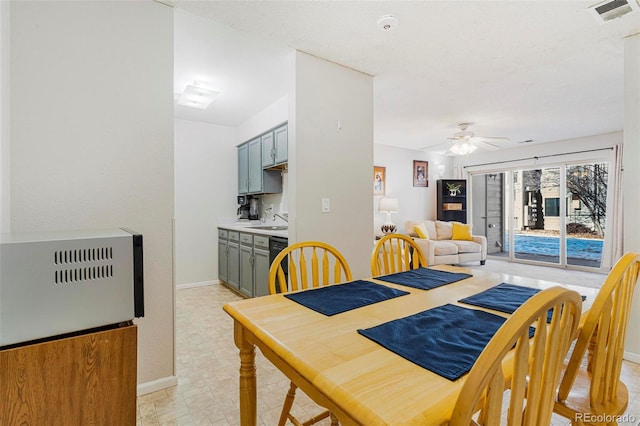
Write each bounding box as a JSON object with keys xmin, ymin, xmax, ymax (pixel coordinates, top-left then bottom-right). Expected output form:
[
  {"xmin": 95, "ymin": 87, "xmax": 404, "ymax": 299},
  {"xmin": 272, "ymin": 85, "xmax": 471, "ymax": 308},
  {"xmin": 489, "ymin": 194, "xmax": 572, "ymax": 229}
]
[{"xmin": 174, "ymin": 0, "xmax": 640, "ymax": 152}]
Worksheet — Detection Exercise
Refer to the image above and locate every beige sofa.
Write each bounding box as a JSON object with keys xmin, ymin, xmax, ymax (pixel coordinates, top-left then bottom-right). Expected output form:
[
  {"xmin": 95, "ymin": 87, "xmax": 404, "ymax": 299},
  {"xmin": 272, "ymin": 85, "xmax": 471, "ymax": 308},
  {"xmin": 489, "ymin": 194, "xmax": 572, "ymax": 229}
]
[{"xmin": 405, "ymin": 220, "xmax": 487, "ymax": 266}]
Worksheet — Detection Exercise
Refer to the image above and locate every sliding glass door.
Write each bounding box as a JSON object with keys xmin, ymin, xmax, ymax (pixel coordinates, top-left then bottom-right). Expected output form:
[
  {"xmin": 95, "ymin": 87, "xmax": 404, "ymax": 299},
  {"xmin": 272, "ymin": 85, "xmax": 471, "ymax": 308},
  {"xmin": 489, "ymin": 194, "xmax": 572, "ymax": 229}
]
[
  {"xmin": 471, "ymin": 161, "xmax": 608, "ymax": 270},
  {"xmin": 565, "ymin": 163, "xmax": 607, "ymax": 268}
]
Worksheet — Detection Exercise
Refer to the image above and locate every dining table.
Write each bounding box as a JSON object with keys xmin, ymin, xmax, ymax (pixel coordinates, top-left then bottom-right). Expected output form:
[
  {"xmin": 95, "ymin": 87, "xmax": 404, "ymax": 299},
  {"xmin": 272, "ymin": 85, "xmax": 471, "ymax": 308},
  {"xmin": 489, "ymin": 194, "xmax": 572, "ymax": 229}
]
[{"xmin": 222, "ymin": 264, "xmax": 597, "ymax": 426}]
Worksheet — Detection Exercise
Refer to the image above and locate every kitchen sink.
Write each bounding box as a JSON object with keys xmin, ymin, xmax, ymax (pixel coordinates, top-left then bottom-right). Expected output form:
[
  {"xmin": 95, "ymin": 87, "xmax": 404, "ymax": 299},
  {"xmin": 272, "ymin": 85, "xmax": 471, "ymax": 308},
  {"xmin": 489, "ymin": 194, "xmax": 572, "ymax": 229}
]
[{"xmin": 250, "ymin": 226, "xmax": 288, "ymax": 231}]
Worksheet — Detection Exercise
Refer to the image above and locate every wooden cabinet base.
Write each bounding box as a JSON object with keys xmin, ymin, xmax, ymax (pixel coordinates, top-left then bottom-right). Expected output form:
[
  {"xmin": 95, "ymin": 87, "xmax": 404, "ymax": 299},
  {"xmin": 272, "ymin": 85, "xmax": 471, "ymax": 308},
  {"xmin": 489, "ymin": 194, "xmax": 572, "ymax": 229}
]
[{"xmin": 0, "ymin": 324, "xmax": 137, "ymax": 426}]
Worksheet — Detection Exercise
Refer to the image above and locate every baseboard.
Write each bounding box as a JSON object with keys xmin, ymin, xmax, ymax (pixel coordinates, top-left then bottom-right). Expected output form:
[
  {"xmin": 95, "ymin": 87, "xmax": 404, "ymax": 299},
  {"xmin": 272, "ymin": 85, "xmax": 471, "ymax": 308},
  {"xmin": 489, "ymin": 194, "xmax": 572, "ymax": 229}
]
[
  {"xmin": 137, "ymin": 375, "xmax": 178, "ymax": 396},
  {"xmin": 176, "ymin": 280, "xmax": 218, "ymax": 290},
  {"xmin": 624, "ymin": 350, "xmax": 640, "ymax": 364}
]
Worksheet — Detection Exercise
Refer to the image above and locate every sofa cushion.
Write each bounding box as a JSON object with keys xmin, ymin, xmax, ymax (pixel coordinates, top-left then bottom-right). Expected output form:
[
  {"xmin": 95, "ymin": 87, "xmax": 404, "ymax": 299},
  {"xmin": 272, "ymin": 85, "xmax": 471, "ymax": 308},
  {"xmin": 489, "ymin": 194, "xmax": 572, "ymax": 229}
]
[
  {"xmin": 451, "ymin": 240, "xmax": 481, "ymax": 254},
  {"xmin": 451, "ymin": 223, "xmax": 473, "ymax": 241},
  {"xmin": 435, "ymin": 221, "xmax": 454, "ymax": 240},
  {"xmin": 405, "ymin": 220, "xmax": 437, "ymax": 239},
  {"xmin": 432, "ymin": 241, "xmax": 459, "ymax": 256},
  {"xmin": 414, "ymin": 223, "xmax": 429, "ymax": 239}
]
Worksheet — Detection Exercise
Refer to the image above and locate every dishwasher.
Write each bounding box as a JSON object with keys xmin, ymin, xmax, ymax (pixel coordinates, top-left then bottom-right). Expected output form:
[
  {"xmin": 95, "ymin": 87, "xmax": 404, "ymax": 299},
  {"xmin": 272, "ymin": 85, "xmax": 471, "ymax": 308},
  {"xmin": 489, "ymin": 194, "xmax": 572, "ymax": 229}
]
[{"xmin": 269, "ymin": 236, "xmax": 288, "ymax": 292}]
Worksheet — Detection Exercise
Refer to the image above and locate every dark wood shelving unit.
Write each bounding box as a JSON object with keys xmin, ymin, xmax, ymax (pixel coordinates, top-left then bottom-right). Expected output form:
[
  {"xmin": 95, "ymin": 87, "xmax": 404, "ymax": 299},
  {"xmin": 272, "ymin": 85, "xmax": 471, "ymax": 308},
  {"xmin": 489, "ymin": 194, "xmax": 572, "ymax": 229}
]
[{"xmin": 437, "ymin": 179, "xmax": 467, "ymax": 223}]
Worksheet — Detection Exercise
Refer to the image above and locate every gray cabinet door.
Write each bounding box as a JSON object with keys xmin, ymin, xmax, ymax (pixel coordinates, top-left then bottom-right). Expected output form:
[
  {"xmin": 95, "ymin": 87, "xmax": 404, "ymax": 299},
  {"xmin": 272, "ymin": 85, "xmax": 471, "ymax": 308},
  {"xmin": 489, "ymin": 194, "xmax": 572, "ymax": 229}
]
[
  {"xmin": 227, "ymin": 241, "xmax": 240, "ymax": 289},
  {"xmin": 239, "ymin": 244, "xmax": 253, "ymax": 297},
  {"xmin": 261, "ymin": 132, "xmax": 275, "ymax": 168},
  {"xmin": 237, "ymin": 143, "xmax": 249, "ymax": 194},
  {"xmin": 218, "ymin": 239, "xmax": 228, "ymax": 283},
  {"xmin": 247, "ymin": 138, "xmax": 262, "ymax": 193},
  {"xmin": 274, "ymin": 124, "xmax": 288, "ymax": 165},
  {"xmin": 253, "ymin": 247, "xmax": 270, "ymax": 297}
]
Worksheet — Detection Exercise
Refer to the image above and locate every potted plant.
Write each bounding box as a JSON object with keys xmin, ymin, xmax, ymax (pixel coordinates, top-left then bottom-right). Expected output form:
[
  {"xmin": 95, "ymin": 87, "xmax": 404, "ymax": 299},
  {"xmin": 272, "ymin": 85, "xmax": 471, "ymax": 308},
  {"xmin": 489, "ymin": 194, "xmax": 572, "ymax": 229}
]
[{"xmin": 446, "ymin": 182, "xmax": 462, "ymax": 196}]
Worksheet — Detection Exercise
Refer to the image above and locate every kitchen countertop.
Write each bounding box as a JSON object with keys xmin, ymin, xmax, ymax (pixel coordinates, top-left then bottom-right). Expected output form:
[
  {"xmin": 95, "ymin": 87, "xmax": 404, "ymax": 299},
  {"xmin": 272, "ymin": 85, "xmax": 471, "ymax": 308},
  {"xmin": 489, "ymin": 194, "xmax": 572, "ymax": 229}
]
[{"xmin": 218, "ymin": 222, "xmax": 288, "ymax": 238}]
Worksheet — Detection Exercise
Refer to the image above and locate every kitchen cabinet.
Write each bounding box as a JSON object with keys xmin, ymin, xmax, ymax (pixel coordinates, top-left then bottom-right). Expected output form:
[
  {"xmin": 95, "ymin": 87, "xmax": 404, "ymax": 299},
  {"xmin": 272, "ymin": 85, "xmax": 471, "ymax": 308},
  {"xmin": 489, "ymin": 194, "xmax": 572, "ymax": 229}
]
[
  {"xmin": 253, "ymin": 235, "xmax": 271, "ymax": 297},
  {"xmin": 262, "ymin": 123, "xmax": 288, "ymax": 168},
  {"xmin": 227, "ymin": 231, "xmax": 240, "ymax": 289},
  {"xmin": 239, "ymin": 233, "xmax": 254, "ymax": 297},
  {"xmin": 237, "ymin": 143, "xmax": 249, "ymax": 194},
  {"xmin": 239, "ymin": 233, "xmax": 271, "ymax": 298},
  {"xmin": 247, "ymin": 139, "xmax": 263, "ymax": 194},
  {"xmin": 219, "ymin": 229, "xmax": 240, "ymax": 290},
  {"xmin": 218, "ymin": 228, "xmax": 273, "ymax": 298},
  {"xmin": 218, "ymin": 229, "xmax": 229, "ymax": 283},
  {"xmin": 237, "ymin": 137, "xmax": 281, "ymax": 195},
  {"xmin": 437, "ymin": 179, "xmax": 467, "ymax": 223}
]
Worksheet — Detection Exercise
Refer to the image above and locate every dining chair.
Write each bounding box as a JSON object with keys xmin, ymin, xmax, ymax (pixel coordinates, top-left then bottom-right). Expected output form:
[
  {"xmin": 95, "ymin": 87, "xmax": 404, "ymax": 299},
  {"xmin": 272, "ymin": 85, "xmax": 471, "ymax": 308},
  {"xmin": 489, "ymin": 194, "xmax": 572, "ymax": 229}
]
[
  {"xmin": 370, "ymin": 233, "xmax": 427, "ymax": 276},
  {"xmin": 554, "ymin": 252, "xmax": 640, "ymax": 426},
  {"xmin": 449, "ymin": 286, "xmax": 583, "ymax": 426},
  {"xmin": 268, "ymin": 241, "xmax": 352, "ymax": 426}
]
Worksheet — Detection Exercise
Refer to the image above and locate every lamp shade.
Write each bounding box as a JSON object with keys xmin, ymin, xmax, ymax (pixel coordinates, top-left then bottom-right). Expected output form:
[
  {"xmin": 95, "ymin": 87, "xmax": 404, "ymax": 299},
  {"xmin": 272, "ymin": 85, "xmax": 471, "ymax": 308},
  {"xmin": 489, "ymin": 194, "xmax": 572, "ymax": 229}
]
[{"xmin": 378, "ymin": 197, "xmax": 399, "ymax": 213}]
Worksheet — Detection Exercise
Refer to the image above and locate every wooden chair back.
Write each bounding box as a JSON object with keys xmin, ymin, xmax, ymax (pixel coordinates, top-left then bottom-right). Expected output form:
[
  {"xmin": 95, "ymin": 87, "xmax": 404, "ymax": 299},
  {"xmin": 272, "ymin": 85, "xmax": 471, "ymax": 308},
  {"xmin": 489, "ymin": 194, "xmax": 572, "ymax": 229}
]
[
  {"xmin": 556, "ymin": 252, "xmax": 640, "ymax": 411},
  {"xmin": 268, "ymin": 241, "xmax": 352, "ymax": 295},
  {"xmin": 371, "ymin": 234, "xmax": 427, "ymax": 276},
  {"xmin": 450, "ymin": 286, "xmax": 583, "ymax": 426}
]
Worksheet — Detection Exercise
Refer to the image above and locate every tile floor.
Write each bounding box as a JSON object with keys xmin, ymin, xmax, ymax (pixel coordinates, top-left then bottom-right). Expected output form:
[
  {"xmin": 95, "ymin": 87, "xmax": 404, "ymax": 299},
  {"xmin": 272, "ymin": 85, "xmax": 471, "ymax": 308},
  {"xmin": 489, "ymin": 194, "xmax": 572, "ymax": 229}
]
[{"xmin": 137, "ymin": 260, "xmax": 640, "ymax": 425}]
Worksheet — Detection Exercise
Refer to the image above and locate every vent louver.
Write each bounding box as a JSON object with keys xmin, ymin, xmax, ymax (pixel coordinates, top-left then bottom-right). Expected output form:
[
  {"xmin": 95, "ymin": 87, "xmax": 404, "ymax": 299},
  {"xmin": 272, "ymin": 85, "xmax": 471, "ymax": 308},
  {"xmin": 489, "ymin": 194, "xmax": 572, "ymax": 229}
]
[
  {"xmin": 588, "ymin": 0, "xmax": 639, "ymax": 23},
  {"xmin": 53, "ymin": 247, "xmax": 114, "ymax": 285}
]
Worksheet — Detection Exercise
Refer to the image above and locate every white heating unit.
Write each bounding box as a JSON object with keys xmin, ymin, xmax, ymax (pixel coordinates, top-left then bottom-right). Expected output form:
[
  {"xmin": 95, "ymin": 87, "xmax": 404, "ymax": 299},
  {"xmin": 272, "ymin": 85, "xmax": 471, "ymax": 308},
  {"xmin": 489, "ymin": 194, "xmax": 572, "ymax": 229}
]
[{"xmin": 0, "ymin": 228, "xmax": 144, "ymax": 347}]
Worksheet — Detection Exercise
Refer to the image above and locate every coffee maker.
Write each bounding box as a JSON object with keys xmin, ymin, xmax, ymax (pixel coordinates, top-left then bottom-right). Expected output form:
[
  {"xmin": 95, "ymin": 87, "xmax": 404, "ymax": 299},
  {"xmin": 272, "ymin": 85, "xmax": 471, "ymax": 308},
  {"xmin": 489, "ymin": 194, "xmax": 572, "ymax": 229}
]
[{"xmin": 237, "ymin": 195, "xmax": 259, "ymax": 220}]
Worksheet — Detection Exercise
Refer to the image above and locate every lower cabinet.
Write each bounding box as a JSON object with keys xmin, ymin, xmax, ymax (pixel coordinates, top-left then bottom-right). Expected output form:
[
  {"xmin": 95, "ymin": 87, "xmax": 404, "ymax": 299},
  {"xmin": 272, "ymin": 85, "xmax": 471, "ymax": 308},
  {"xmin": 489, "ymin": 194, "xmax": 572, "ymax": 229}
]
[
  {"xmin": 239, "ymin": 233, "xmax": 254, "ymax": 297},
  {"xmin": 219, "ymin": 228, "xmax": 272, "ymax": 298},
  {"xmin": 227, "ymin": 231, "xmax": 240, "ymax": 290},
  {"xmin": 218, "ymin": 229, "xmax": 229, "ymax": 283},
  {"xmin": 253, "ymin": 236, "xmax": 270, "ymax": 297}
]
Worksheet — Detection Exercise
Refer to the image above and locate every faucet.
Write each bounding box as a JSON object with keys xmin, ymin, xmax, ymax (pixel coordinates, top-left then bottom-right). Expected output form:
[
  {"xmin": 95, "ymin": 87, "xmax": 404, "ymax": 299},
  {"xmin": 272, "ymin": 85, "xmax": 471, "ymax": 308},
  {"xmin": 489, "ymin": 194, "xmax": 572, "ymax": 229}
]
[{"xmin": 273, "ymin": 213, "xmax": 288, "ymax": 223}]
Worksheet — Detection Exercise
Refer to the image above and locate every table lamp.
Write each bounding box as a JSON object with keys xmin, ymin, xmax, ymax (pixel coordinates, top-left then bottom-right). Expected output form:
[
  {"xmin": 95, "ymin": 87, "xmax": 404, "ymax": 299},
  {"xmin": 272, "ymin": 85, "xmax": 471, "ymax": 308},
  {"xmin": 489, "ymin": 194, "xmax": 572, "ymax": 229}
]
[{"xmin": 378, "ymin": 197, "xmax": 399, "ymax": 234}]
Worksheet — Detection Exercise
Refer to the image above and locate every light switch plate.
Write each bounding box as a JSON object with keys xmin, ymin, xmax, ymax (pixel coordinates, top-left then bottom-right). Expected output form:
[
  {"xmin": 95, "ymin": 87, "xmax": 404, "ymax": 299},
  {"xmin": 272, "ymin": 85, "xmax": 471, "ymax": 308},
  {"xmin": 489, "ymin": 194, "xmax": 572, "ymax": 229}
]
[{"xmin": 321, "ymin": 198, "xmax": 330, "ymax": 213}]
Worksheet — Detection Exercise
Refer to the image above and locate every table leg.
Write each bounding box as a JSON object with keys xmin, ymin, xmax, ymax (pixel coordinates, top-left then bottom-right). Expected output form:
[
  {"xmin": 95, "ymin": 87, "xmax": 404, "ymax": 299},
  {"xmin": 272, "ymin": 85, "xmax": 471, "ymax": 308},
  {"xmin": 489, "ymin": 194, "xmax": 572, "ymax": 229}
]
[{"xmin": 235, "ymin": 321, "xmax": 257, "ymax": 426}]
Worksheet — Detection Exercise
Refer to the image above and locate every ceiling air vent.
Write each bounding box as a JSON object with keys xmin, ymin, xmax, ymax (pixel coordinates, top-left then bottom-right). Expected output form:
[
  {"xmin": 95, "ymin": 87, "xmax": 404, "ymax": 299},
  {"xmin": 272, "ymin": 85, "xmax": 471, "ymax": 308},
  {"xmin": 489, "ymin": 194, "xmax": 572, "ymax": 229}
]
[{"xmin": 588, "ymin": 0, "xmax": 640, "ymax": 24}]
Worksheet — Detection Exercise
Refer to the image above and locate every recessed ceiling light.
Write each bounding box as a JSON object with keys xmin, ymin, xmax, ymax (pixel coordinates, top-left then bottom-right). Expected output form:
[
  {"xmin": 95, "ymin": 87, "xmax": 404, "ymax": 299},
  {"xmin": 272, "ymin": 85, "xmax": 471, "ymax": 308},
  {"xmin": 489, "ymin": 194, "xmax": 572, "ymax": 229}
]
[{"xmin": 377, "ymin": 15, "xmax": 399, "ymax": 31}]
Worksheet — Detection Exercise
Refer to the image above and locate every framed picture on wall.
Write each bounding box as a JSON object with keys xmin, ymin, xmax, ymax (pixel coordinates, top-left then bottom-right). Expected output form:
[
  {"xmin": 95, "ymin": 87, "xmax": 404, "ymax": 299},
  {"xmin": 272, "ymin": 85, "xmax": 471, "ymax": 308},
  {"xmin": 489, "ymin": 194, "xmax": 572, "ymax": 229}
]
[
  {"xmin": 373, "ymin": 166, "xmax": 386, "ymax": 195},
  {"xmin": 413, "ymin": 160, "xmax": 428, "ymax": 187}
]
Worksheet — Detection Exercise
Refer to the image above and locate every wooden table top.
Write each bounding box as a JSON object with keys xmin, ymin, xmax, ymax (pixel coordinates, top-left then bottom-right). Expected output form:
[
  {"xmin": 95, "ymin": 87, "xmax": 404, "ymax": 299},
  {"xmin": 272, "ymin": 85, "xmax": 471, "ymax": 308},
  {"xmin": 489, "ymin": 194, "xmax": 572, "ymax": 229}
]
[{"xmin": 223, "ymin": 265, "xmax": 597, "ymax": 426}]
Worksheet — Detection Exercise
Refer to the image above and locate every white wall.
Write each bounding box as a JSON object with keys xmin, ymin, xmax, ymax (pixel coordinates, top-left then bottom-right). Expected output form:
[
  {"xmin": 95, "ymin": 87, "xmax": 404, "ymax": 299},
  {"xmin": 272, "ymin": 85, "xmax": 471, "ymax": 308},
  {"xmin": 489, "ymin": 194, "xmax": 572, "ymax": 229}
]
[
  {"xmin": 623, "ymin": 33, "xmax": 640, "ymax": 362},
  {"xmin": 373, "ymin": 144, "xmax": 451, "ymax": 233},
  {"xmin": 291, "ymin": 51, "xmax": 373, "ymax": 279},
  {"xmin": 174, "ymin": 119, "xmax": 236, "ymax": 287},
  {"xmin": 0, "ymin": 0, "xmax": 9, "ymax": 233},
  {"xmin": 8, "ymin": 1, "xmax": 175, "ymax": 389}
]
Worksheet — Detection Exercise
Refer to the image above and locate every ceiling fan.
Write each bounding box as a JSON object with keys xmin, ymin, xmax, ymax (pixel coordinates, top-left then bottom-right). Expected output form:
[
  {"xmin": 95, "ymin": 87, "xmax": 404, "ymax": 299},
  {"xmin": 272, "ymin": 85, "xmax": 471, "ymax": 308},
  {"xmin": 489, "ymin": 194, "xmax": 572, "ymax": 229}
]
[{"xmin": 445, "ymin": 123, "xmax": 510, "ymax": 156}]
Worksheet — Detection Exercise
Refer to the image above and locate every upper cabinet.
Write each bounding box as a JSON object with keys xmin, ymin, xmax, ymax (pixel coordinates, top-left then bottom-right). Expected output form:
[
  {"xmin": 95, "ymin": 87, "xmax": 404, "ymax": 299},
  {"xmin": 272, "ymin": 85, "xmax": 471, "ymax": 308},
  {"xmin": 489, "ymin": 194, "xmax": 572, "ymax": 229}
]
[
  {"xmin": 261, "ymin": 123, "xmax": 288, "ymax": 168},
  {"xmin": 238, "ymin": 143, "xmax": 249, "ymax": 194},
  {"xmin": 238, "ymin": 123, "xmax": 287, "ymax": 195},
  {"xmin": 273, "ymin": 124, "xmax": 288, "ymax": 165}
]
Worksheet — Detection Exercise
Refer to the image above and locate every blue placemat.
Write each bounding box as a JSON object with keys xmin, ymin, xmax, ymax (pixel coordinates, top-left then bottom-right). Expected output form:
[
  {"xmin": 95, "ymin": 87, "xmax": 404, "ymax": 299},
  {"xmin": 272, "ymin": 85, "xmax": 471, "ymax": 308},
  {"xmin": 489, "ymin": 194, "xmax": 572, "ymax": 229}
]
[
  {"xmin": 375, "ymin": 267, "xmax": 472, "ymax": 290},
  {"xmin": 284, "ymin": 280, "xmax": 409, "ymax": 316},
  {"xmin": 458, "ymin": 283, "xmax": 586, "ymax": 323},
  {"xmin": 358, "ymin": 304, "xmax": 529, "ymax": 381}
]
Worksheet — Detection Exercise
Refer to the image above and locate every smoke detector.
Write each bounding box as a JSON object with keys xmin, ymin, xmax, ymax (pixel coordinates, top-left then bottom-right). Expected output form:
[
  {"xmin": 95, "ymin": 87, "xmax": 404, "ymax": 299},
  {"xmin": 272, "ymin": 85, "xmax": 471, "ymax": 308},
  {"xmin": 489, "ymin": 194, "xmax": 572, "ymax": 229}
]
[
  {"xmin": 377, "ymin": 15, "xmax": 399, "ymax": 31},
  {"xmin": 587, "ymin": 0, "xmax": 640, "ymax": 24}
]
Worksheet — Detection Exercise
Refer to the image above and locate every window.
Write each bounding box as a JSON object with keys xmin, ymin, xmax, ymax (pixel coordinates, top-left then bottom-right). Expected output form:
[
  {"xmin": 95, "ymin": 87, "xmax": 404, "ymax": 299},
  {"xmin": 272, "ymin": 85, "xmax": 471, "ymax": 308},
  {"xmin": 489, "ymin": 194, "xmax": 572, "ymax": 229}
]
[{"xmin": 545, "ymin": 197, "xmax": 560, "ymax": 217}]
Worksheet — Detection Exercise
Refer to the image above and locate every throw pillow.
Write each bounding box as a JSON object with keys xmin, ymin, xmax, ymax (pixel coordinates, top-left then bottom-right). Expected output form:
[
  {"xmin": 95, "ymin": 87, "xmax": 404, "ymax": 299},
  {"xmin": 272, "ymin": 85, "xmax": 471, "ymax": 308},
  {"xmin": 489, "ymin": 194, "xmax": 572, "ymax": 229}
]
[
  {"xmin": 451, "ymin": 223, "xmax": 473, "ymax": 241},
  {"xmin": 414, "ymin": 223, "xmax": 429, "ymax": 239}
]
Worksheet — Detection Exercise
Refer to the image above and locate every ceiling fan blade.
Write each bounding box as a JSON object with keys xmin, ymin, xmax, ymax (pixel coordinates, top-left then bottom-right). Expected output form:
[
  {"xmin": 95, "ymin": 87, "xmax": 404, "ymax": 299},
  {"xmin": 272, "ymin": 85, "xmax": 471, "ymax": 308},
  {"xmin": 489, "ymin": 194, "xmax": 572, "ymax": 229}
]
[
  {"xmin": 474, "ymin": 140, "xmax": 502, "ymax": 151},
  {"xmin": 420, "ymin": 142, "xmax": 450, "ymax": 151},
  {"xmin": 471, "ymin": 136, "xmax": 510, "ymax": 143}
]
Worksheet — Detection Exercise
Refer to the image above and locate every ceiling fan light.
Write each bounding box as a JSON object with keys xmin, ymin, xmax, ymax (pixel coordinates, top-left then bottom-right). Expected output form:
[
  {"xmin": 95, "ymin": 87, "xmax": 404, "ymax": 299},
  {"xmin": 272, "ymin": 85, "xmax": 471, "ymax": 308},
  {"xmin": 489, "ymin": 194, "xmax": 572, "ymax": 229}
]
[{"xmin": 449, "ymin": 141, "xmax": 477, "ymax": 156}]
